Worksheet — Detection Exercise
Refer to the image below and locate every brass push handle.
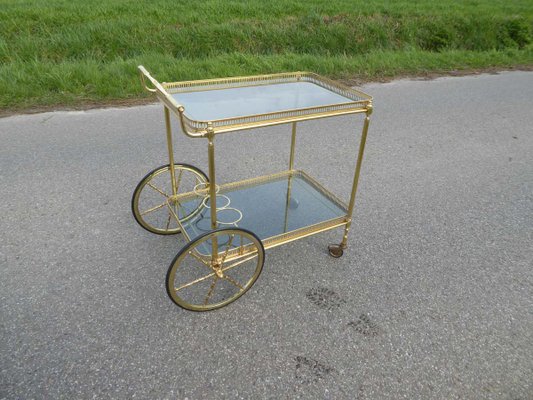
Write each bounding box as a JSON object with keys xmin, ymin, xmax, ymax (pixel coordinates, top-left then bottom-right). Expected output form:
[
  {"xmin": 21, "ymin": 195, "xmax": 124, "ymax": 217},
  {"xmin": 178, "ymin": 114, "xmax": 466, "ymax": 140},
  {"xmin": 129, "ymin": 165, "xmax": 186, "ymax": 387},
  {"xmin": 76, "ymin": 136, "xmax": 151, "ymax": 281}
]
[
  {"xmin": 138, "ymin": 65, "xmax": 161, "ymax": 93},
  {"xmin": 137, "ymin": 65, "xmax": 202, "ymax": 137}
]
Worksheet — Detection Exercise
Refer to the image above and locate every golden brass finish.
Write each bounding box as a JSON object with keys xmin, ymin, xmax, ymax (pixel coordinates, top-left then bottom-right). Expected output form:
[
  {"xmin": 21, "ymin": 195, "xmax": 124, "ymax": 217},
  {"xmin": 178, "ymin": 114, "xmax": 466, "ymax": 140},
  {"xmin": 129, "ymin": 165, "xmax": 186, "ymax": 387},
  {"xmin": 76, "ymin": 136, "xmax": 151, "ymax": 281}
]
[
  {"xmin": 164, "ymin": 107, "xmax": 178, "ymax": 196},
  {"xmin": 207, "ymin": 127, "xmax": 218, "ymax": 261},
  {"xmin": 202, "ymin": 108, "xmax": 367, "ymax": 136},
  {"xmin": 289, "ymin": 122, "xmax": 297, "ymax": 171},
  {"xmin": 284, "ymin": 122, "xmax": 298, "ymax": 231},
  {"xmin": 166, "ymin": 228, "xmax": 265, "ymax": 311},
  {"xmin": 138, "ymin": 66, "xmax": 371, "ymax": 136},
  {"xmin": 132, "ymin": 164, "xmax": 208, "ymax": 235},
  {"xmin": 138, "ymin": 65, "xmax": 158, "ymax": 93},
  {"xmin": 169, "ymin": 170, "xmax": 348, "ymax": 210},
  {"xmin": 284, "ymin": 174, "xmax": 293, "ymax": 233},
  {"xmin": 339, "ymin": 109, "xmax": 371, "ymax": 249},
  {"xmin": 136, "ymin": 66, "xmax": 373, "ymax": 310},
  {"xmin": 165, "ymin": 169, "xmax": 350, "ymax": 255}
]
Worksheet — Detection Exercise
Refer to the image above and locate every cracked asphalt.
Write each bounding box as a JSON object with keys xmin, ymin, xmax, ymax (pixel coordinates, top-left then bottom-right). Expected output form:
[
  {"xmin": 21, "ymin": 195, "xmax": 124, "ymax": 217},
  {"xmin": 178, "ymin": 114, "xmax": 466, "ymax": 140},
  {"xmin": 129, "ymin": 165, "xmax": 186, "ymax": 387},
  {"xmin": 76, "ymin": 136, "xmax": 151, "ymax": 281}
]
[{"xmin": 1, "ymin": 71, "xmax": 532, "ymax": 399}]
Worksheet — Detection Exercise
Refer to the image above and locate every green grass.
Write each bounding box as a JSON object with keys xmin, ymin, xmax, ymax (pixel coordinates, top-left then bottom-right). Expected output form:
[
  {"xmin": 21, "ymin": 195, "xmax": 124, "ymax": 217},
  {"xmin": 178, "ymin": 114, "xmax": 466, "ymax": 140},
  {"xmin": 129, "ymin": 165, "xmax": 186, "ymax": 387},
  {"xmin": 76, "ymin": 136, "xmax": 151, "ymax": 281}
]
[{"xmin": 1, "ymin": 0, "xmax": 532, "ymax": 111}]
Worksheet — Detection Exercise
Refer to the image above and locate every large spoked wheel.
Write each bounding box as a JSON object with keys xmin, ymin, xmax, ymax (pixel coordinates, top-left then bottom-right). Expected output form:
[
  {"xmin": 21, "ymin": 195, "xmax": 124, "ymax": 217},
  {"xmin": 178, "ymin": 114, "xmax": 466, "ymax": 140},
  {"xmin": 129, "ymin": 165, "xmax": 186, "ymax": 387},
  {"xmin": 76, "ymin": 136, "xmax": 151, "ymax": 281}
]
[
  {"xmin": 132, "ymin": 163, "xmax": 208, "ymax": 235},
  {"xmin": 166, "ymin": 228, "xmax": 265, "ymax": 311}
]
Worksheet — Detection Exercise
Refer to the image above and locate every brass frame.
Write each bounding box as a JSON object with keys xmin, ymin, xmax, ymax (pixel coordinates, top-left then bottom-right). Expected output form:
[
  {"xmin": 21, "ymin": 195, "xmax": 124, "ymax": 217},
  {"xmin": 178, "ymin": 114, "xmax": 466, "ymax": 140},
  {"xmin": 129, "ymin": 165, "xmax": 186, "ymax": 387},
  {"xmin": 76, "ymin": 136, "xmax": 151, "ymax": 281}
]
[
  {"xmin": 139, "ymin": 64, "xmax": 372, "ymax": 286},
  {"xmin": 166, "ymin": 169, "xmax": 349, "ymax": 262}
]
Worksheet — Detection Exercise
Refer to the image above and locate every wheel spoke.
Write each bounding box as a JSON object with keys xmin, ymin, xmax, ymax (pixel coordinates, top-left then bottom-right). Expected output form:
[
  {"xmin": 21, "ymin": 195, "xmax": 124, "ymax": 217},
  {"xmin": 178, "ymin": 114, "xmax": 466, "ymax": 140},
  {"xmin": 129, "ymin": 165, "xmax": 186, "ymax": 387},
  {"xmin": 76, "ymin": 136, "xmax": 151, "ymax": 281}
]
[
  {"xmin": 175, "ymin": 200, "xmax": 190, "ymax": 221},
  {"xmin": 165, "ymin": 213, "xmax": 172, "ymax": 230},
  {"xmin": 175, "ymin": 168, "xmax": 184, "ymax": 193},
  {"xmin": 223, "ymin": 274, "xmax": 244, "ymax": 291},
  {"xmin": 175, "ymin": 251, "xmax": 257, "ymax": 293},
  {"xmin": 147, "ymin": 182, "xmax": 169, "ymax": 198},
  {"xmin": 222, "ymin": 252, "xmax": 258, "ymax": 272},
  {"xmin": 175, "ymin": 271, "xmax": 216, "ymax": 292},
  {"xmin": 238, "ymin": 235, "xmax": 244, "ymax": 254},
  {"xmin": 204, "ymin": 276, "xmax": 219, "ymax": 304},
  {"xmin": 220, "ymin": 234, "xmax": 235, "ymax": 264},
  {"xmin": 168, "ymin": 201, "xmax": 185, "ymax": 223},
  {"xmin": 188, "ymin": 250, "xmax": 212, "ymax": 268},
  {"xmin": 140, "ymin": 201, "xmax": 167, "ymax": 216}
]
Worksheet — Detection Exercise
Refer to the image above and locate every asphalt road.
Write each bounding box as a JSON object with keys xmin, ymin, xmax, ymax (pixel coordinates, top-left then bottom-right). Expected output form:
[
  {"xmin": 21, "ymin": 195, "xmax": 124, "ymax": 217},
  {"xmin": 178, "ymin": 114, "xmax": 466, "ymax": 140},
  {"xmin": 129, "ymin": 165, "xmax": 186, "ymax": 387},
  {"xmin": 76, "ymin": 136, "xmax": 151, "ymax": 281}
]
[{"xmin": 1, "ymin": 72, "xmax": 532, "ymax": 399}]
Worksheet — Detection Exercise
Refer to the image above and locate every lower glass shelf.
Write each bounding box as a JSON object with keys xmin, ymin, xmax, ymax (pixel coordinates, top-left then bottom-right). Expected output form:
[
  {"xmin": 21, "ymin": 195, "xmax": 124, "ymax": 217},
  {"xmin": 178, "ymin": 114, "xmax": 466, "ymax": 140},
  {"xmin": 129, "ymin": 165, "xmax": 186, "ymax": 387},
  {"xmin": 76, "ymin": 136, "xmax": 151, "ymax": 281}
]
[{"xmin": 171, "ymin": 170, "xmax": 348, "ymax": 255}]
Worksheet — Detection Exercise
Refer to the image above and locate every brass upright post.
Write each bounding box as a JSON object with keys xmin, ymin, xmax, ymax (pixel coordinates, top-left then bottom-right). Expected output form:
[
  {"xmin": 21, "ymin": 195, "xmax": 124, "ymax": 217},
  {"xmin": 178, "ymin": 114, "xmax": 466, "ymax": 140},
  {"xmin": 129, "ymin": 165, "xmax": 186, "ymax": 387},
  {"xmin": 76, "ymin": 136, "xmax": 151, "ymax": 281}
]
[
  {"xmin": 164, "ymin": 107, "xmax": 178, "ymax": 196},
  {"xmin": 341, "ymin": 105, "xmax": 372, "ymax": 249},
  {"xmin": 289, "ymin": 122, "xmax": 297, "ymax": 171},
  {"xmin": 284, "ymin": 122, "xmax": 298, "ymax": 232},
  {"xmin": 207, "ymin": 124, "xmax": 218, "ymax": 260}
]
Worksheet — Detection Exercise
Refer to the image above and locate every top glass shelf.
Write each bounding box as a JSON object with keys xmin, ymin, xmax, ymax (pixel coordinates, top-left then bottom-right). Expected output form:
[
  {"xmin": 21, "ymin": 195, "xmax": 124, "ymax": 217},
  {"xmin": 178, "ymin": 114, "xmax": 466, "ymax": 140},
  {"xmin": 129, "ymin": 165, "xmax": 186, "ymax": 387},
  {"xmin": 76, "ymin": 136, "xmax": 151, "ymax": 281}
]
[
  {"xmin": 146, "ymin": 69, "xmax": 372, "ymax": 135},
  {"xmin": 172, "ymin": 82, "xmax": 357, "ymax": 122}
]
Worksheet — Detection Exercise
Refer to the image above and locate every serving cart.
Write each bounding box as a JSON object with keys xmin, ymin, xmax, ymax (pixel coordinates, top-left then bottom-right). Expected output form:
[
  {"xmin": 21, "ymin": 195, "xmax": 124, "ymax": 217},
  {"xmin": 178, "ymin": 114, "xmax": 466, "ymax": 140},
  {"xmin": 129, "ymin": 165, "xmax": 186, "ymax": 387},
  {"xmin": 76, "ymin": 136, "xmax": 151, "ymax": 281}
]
[{"xmin": 132, "ymin": 66, "xmax": 373, "ymax": 311}]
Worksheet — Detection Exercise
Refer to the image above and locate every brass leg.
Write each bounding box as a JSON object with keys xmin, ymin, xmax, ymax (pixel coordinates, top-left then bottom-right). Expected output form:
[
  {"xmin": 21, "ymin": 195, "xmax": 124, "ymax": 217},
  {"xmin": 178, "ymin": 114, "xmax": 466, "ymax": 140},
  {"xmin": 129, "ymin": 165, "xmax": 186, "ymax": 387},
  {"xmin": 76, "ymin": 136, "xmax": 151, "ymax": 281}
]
[
  {"xmin": 284, "ymin": 122, "xmax": 297, "ymax": 232},
  {"xmin": 164, "ymin": 107, "xmax": 178, "ymax": 196},
  {"xmin": 284, "ymin": 171, "xmax": 294, "ymax": 233},
  {"xmin": 207, "ymin": 125, "xmax": 218, "ymax": 261},
  {"xmin": 329, "ymin": 106, "xmax": 372, "ymax": 258},
  {"xmin": 289, "ymin": 122, "xmax": 297, "ymax": 171}
]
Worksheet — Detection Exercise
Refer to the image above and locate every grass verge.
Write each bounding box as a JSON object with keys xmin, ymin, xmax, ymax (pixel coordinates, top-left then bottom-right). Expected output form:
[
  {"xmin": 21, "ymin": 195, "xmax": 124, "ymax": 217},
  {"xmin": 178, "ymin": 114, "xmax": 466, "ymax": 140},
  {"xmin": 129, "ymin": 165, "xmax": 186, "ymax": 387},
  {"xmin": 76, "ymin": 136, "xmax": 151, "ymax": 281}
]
[{"xmin": 1, "ymin": 0, "xmax": 532, "ymax": 112}]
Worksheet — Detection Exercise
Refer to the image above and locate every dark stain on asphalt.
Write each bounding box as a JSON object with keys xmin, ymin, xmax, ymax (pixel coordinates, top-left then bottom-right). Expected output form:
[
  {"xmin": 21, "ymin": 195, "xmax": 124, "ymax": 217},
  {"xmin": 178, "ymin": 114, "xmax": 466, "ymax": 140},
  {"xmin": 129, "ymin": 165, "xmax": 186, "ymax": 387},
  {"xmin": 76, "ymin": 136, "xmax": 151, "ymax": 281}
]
[
  {"xmin": 306, "ymin": 287, "xmax": 346, "ymax": 310},
  {"xmin": 295, "ymin": 356, "xmax": 334, "ymax": 384},
  {"xmin": 348, "ymin": 314, "xmax": 381, "ymax": 336}
]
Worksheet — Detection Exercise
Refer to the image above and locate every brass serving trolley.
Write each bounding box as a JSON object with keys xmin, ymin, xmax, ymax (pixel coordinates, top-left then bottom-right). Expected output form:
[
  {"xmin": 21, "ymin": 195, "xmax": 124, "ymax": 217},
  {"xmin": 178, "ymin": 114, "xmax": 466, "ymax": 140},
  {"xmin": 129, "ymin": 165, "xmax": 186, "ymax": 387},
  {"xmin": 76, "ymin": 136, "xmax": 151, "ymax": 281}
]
[{"xmin": 133, "ymin": 66, "xmax": 373, "ymax": 311}]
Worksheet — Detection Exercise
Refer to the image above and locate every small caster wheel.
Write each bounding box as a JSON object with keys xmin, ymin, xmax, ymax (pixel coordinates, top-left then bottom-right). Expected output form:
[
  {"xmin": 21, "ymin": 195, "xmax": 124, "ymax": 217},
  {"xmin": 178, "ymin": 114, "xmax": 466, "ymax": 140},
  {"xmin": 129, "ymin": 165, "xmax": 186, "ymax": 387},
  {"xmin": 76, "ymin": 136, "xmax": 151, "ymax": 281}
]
[{"xmin": 328, "ymin": 244, "xmax": 344, "ymax": 258}]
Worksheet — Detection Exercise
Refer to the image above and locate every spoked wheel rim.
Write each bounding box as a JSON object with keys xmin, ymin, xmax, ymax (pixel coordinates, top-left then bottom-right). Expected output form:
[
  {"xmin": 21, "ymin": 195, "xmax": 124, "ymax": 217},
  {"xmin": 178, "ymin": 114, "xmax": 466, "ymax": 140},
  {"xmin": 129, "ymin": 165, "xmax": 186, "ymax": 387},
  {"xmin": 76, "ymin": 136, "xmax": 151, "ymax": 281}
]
[
  {"xmin": 132, "ymin": 164, "xmax": 208, "ymax": 235},
  {"xmin": 166, "ymin": 228, "xmax": 265, "ymax": 311}
]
